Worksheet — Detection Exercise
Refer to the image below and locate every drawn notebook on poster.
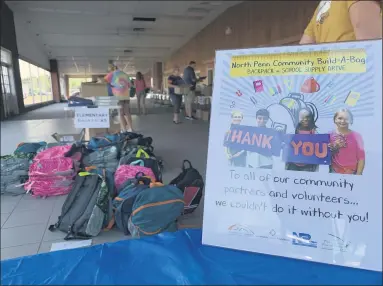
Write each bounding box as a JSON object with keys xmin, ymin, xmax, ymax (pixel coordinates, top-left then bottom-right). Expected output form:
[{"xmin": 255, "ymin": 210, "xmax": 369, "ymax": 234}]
[{"xmin": 344, "ymin": 91, "xmax": 361, "ymax": 107}]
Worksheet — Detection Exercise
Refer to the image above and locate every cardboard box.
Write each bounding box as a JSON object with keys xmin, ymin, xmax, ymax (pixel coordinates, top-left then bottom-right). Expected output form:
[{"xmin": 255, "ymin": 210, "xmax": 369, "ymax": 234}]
[
  {"xmin": 52, "ymin": 129, "xmax": 85, "ymax": 143},
  {"xmin": 81, "ymin": 83, "xmax": 109, "ymax": 98},
  {"xmin": 195, "ymin": 109, "xmax": 202, "ymax": 119},
  {"xmin": 174, "ymin": 85, "xmax": 190, "ymax": 95},
  {"xmin": 202, "ymin": 110, "xmax": 210, "ymax": 121},
  {"xmin": 84, "ymin": 121, "xmax": 121, "ymax": 140}
]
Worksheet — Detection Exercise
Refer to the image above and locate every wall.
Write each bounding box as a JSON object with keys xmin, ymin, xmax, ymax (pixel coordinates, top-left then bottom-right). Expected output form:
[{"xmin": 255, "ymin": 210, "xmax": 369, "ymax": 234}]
[
  {"xmin": 13, "ymin": 14, "xmax": 50, "ymax": 70},
  {"xmin": 0, "ymin": 0, "xmax": 24, "ymax": 118},
  {"xmin": 165, "ymin": 1, "xmax": 319, "ymax": 74}
]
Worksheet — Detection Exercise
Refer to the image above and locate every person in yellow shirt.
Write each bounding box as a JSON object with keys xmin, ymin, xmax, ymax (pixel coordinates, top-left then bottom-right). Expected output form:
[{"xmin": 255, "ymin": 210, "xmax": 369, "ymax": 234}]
[{"xmin": 300, "ymin": 0, "xmax": 382, "ymax": 44}]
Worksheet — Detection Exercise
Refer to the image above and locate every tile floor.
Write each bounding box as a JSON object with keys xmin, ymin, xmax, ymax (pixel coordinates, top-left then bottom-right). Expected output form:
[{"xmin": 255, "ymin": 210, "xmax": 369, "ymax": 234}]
[{"xmin": 1, "ymin": 102, "xmax": 208, "ymax": 260}]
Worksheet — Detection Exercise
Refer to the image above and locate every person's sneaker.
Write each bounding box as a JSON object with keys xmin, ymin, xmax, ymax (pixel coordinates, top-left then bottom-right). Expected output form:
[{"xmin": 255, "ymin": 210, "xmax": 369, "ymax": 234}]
[
  {"xmin": 185, "ymin": 116, "xmax": 194, "ymax": 120},
  {"xmin": 191, "ymin": 116, "xmax": 198, "ymax": 120}
]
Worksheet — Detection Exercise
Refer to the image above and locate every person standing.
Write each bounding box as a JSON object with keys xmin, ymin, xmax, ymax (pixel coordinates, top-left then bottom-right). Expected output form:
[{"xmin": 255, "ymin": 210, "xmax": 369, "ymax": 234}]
[
  {"xmin": 225, "ymin": 111, "xmax": 247, "ymax": 167},
  {"xmin": 300, "ymin": 0, "xmax": 382, "ymax": 44},
  {"xmin": 135, "ymin": 72, "xmax": 147, "ymax": 115},
  {"xmin": 167, "ymin": 66, "xmax": 184, "ymax": 124},
  {"xmin": 329, "ymin": 108, "xmax": 365, "ymax": 175},
  {"xmin": 248, "ymin": 109, "xmax": 273, "ymax": 169},
  {"xmin": 104, "ymin": 64, "xmax": 133, "ymax": 132},
  {"xmin": 183, "ymin": 61, "xmax": 197, "ymax": 120},
  {"xmin": 285, "ymin": 109, "xmax": 318, "ymax": 172}
]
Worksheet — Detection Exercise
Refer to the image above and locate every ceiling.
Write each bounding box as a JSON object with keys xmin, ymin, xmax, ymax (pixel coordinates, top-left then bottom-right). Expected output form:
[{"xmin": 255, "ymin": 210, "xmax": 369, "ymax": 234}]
[{"xmin": 6, "ymin": 1, "xmax": 240, "ymax": 76}]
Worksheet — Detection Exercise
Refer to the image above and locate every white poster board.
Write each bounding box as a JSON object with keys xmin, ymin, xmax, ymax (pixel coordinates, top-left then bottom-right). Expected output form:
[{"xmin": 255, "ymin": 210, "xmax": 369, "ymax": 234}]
[
  {"xmin": 202, "ymin": 40, "xmax": 382, "ymax": 271},
  {"xmin": 74, "ymin": 107, "xmax": 110, "ymax": 128}
]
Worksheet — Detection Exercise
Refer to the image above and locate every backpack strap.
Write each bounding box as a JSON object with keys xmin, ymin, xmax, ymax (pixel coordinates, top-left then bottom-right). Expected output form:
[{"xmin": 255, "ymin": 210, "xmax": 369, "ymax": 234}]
[
  {"xmin": 136, "ymin": 148, "xmax": 150, "ymax": 158},
  {"xmin": 130, "ymin": 159, "xmax": 145, "ymax": 166}
]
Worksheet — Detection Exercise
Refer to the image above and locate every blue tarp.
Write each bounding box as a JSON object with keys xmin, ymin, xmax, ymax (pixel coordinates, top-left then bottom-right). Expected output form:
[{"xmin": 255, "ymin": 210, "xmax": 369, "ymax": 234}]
[{"xmin": 1, "ymin": 229, "xmax": 381, "ymax": 285}]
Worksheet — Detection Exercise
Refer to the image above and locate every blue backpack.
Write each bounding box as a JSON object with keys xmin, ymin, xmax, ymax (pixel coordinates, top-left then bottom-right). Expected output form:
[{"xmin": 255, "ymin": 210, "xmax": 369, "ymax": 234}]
[
  {"xmin": 14, "ymin": 142, "xmax": 47, "ymax": 155},
  {"xmin": 128, "ymin": 184, "xmax": 184, "ymax": 238},
  {"xmin": 87, "ymin": 132, "xmax": 142, "ymax": 150},
  {"xmin": 113, "ymin": 174, "xmax": 152, "ymax": 235}
]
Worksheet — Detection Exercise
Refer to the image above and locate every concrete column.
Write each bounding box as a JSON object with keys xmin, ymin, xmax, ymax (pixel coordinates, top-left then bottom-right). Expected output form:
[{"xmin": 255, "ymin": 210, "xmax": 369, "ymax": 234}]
[
  {"xmin": 152, "ymin": 62, "xmax": 163, "ymax": 92},
  {"xmin": 64, "ymin": 75, "xmax": 69, "ymax": 99},
  {"xmin": 50, "ymin": 59, "xmax": 61, "ymax": 103}
]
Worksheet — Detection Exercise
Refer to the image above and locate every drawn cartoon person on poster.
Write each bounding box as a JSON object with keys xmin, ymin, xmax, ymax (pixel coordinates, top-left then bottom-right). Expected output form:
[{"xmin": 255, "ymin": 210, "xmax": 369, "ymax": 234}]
[
  {"xmin": 247, "ymin": 109, "xmax": 273, "ymax": 169},
  {"xmin": 285, "ymin": 108, "xmax": 319, "ymax": 172},
  {"xmin": 329, "ymin": 108, "xmax": 365, "ymax": 175},
  {"xmin": 266, "ymin": 93, "xmax": 319, "ymax": 135},
  {"xmin": 225, "ymin": 111, "xmax": 247, "ymax": 167}
]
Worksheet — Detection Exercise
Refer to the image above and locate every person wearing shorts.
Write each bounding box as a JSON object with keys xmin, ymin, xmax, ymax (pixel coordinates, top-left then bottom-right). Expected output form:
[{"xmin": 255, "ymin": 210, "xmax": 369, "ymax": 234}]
[
  {"xmin": 167, "ymin": 66, "xmax": 184, "ymax": 124},
  {"xmin": 104, "ymin": 64, "xmax": 133, "ymax": 132},
  {"xmin": 183, "ymin": 61, "xmax": 197, "ymax": 120},
  {"xmin": 135, "ymin": 72, "xmax": 147, "ymax": 115}
]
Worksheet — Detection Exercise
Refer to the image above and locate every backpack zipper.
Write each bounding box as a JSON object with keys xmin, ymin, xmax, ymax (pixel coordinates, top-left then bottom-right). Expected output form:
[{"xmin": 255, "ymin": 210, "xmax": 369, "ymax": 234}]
[{"xmin": 132, "ymin": 199, "xmax": 184, "ymax": 216}]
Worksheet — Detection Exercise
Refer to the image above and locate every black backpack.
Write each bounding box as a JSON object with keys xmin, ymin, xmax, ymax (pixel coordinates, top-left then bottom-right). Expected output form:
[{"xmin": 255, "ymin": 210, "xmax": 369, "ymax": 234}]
[{"xmin": 169, "ymin": 160, "xmax": 204, "ymax": 215}]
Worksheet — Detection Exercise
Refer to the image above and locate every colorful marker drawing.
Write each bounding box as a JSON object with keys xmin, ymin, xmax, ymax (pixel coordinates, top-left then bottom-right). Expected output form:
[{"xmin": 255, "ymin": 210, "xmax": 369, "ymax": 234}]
[
  {"xmin": 253, "ymin": 80, "xmax": 264, "ymax": 93},
  {"xmin": 269, "ymin": 85, "xmax": 282, "ymax": 96},
  {"xmin": 324, "ymin": 94, "xmax": 337, "ymax": 105},
  {"xmin": 287, "ymin": 98, "xmax": 295, "ymax": 108},
  {"xmin": 250, "ymin": 96, "xmax": 257, "ymax": 106},
  {"xmin": 284, "ymin": 79, "xmax": 293, "ymax": 91},
  {"xmin": 325, "ymin": 81, "xmax": 334, "ymax": 89},
  {"xmin": 236, "ymin": 90, "xmax": 243, "ymax": 97},
  {"xmin": 344, "ymin": 91, "xmax": 361, "ymax": 107}
]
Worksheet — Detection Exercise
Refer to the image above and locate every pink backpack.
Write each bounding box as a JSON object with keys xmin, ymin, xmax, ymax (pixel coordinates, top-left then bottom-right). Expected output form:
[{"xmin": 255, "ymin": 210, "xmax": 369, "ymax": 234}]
[
  {"xmin": 28, "ymin": 158, "xmax": 78, "ymax": 177},
  {"xmin": 115, "ymin": 165, "xmax": 156, "ymax": 191},
  {"xmin": 25, "ymin": 146, "xmax": 81, "ymax": 197},
  {"xmin": 24, "ymin": 176, "xmax": 74, "ymax": 197},
  {"xmin": 34, "ymin": 145, "xmax": 82, "ymax": 162}
]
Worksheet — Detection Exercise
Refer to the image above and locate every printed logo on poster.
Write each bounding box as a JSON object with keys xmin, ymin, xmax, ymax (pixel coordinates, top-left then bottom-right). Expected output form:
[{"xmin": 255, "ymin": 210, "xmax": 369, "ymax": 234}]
[
  {"xmin": 292, "ymin": 232, "xmax": 318, "ymax": 248},
  {"xmin": 228, "ymin": 224, "xmax": 254, "ymax": 236}
]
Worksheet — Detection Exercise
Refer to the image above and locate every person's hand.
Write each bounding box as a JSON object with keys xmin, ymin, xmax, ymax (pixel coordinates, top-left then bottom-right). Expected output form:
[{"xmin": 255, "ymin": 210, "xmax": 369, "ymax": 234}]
[{"xmin": 227, "ymin": 154, "xmax": 233, "ymax": 160}]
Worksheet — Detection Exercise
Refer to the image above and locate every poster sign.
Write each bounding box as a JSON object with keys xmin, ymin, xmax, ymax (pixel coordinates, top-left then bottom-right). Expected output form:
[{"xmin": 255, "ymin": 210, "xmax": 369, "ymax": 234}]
[
  {"xmin": 74, "ymin": 108, "xmax": 110, "ymax": 128},
  {"xmin": 202, "ymin": 40, "xmax": 382, "ymax": 271}
]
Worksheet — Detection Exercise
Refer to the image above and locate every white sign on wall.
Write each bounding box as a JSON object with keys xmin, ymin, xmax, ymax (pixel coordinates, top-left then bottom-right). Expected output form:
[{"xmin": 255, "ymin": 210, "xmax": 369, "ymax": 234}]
[
  {"xmin": 74, "ymin": 107, "xmax": 110, "ymax": 128},
  {"xmin": 202, "ymin": 40, "xmax": 382, "ymax": 272}
]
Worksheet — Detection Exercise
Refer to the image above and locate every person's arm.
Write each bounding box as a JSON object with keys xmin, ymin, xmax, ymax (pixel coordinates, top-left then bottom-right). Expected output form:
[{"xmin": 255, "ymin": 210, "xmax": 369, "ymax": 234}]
[
  {"xmin": 356, "ymin": 160, "xmax": 365, "ymax": 175},
  {"xmin": 348, "ymin": 1, "xmax": 382, "ymax": 40},
  {"xmin": 191, "ymin": 69, "xmax": 197, "ymax": 84},
  {"xmin": 167, "ymin": 77, "xmax": 177, "ymax": 88},
  {"xmin": 104, "ymin": 71, "xmax": 113, "ymax": 84},
  {"xmin": 355, "ymin": 132, "xmax": 366, "ymax": 175},
  {"xmin": 232, "ymin": 150, "xmax": 245, "ymax": 158},
  {"xmin": 299, "ymin": 10, "xmax": 317, "ymax": 44}
]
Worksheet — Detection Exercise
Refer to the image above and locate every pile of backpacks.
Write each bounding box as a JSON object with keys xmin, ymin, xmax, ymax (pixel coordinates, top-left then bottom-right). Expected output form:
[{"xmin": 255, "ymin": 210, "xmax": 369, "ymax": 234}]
[{"xmin": 1, "ymin": 132, "xmax": 204, "ymax": 240}]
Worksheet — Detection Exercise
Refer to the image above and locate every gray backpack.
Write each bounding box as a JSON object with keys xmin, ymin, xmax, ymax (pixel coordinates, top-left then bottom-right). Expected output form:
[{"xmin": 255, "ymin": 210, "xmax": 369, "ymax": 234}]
[
  {"xmin": 83, "ymin": 146, "xmax": 119, "ymax": 170},
  {"xmin": 1, "ymin": 155, "xmax": 32, "ymax": 196},
  {"xmin": 48, "ymin": 172, "xmax": 111, "ymax": 239}
]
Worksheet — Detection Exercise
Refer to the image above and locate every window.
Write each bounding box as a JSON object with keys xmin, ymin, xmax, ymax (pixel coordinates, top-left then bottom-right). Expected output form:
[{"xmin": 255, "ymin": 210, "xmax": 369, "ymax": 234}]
[
  {"xmin": 19, "ymin": 59, "xmax": 53, "ymax": 106},
  {"xmin": 68, "ymin": 77, "xmax": 92, "ymax": 96},
  {"xmin": 1, "ymin": 66, "xmax": 11, "ymax": 94},
  {"xmin": 1, "ymin": 48, "xmax": 14, "ymax": 96},
  {"xmin": 1, "ymin": 47, "xmax": 18, "ymax": 117}
]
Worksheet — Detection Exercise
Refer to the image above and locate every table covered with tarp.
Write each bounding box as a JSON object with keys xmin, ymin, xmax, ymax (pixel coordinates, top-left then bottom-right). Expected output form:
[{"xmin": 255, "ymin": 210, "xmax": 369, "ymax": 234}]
[{"xmin": 1, "ymin": 229, "xmax": 381, "ymax": 285}]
